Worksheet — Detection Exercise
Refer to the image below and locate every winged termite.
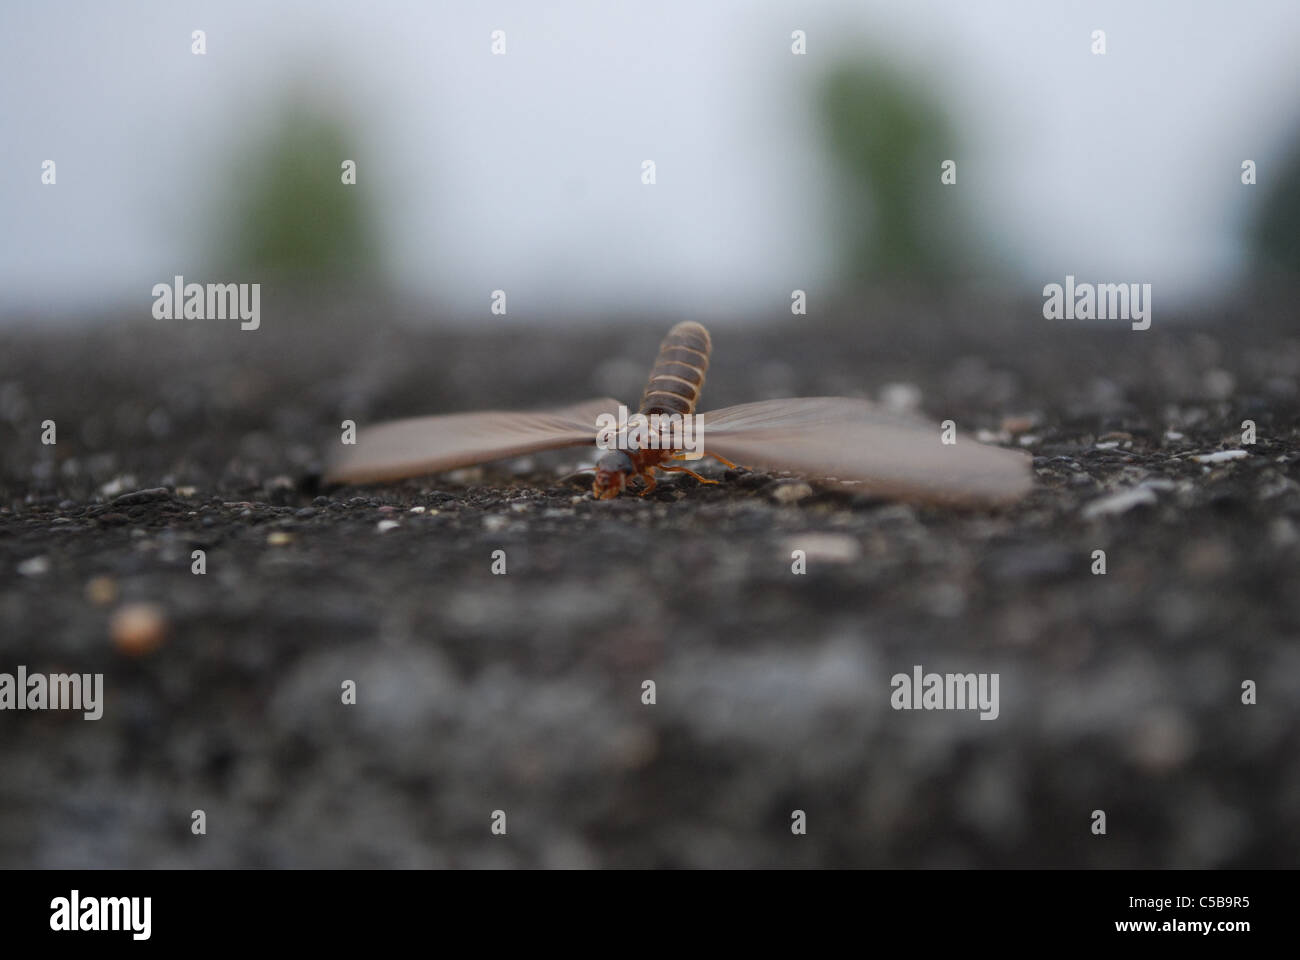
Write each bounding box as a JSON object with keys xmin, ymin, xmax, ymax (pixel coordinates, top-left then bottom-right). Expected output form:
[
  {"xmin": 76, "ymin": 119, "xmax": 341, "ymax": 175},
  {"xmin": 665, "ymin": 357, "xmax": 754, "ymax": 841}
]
[{"xmin": 325, "ymin": 321, "xmax": 1033, "ymax": 506}]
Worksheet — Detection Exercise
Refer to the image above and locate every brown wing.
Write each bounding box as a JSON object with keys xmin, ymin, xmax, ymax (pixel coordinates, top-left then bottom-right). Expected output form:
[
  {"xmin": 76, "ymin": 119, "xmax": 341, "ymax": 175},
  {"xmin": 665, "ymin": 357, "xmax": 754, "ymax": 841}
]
[
  {"xmin": 325, "ymin": 397, "xmax": 620, "ymax": 484},
  {"xmin": 700, "ymin": 397, "xmax": 1033, "ymax": 506}
]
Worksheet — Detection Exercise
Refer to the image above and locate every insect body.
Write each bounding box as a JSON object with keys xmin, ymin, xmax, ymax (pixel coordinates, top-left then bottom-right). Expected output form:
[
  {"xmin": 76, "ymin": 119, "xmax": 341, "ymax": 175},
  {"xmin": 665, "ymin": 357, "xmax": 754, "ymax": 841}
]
[
  {"xmin": 326, "ymin": 323, "xmax": 1033, "ymax": 506},
  {"xmin": 592, "ymin": 321, "xmax": 741, "ymax": 499}
]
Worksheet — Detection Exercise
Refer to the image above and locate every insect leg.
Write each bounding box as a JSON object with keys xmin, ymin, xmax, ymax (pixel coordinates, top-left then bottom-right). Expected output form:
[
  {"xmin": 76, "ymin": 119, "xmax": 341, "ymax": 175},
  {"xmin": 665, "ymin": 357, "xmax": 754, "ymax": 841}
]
[
  {"xmin": 657, "ymin": 465, "xmax": 718, "ymax": 485},
  {"xmin": 705, "ymin": 452, "xmax": 743, "ymax": 470},
  {"xmin": 635, "ymin": 471, "xmax": 658, "ymax": 496},
  {"xmin": 671, "ymin": 451, "xmax": 744, "ymax": 470}
]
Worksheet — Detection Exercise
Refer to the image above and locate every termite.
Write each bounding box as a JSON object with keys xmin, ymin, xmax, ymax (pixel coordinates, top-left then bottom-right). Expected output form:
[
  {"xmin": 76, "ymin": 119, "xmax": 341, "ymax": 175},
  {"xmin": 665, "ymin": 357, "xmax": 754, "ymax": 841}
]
[
  {"xmin": 325, "ymin": 322, "xmax": 1033, "ymax": 506},
  {"xmin": 590, "ymin": 321, "xmax": 730, "ymax": 499}
]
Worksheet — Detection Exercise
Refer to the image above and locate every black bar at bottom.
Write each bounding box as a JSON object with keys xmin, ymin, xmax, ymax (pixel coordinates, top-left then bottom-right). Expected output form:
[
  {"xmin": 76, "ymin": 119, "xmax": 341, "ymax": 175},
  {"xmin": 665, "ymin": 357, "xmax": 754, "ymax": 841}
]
[{"xmin": 0, "ymin": 869, "xmax": 1283, "ymax": 947}]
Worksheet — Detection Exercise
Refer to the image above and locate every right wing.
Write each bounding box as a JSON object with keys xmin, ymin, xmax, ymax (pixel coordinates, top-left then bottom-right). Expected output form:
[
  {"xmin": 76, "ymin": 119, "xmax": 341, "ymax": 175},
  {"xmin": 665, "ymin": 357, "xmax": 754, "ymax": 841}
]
[
  {"xmin": 325, "ymin": 397, "xmax": 620, "ymax": 484},
  {"xmin": 699, "ymin": 397, "xmax": 1033, "ymax": 506}
]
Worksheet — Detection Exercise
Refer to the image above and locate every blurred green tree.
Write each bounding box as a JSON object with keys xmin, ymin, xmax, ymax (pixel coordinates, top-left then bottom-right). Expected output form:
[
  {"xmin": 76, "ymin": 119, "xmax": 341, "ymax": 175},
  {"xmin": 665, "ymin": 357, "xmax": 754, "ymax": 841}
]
[
  {"xmin": 1250, "ymin": 133, "xmax": 1300, "ymax": 277},
  {"xmin": 215, "ymin": 94, "xmax": 380, "ymax": 284},
  {"xmin": 818, "ymin": 61, "xmax": 970, "ymax": 283}
]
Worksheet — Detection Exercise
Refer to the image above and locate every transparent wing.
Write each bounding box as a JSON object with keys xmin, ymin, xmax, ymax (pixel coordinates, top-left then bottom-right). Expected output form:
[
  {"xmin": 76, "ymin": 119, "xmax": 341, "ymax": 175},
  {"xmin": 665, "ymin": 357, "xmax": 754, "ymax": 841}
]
[
  {"xmin": 325, "ymin": 397, "xmax": 620, "ymax": 484},
  {"xmin": 699, "ymin": 397, "xmax": 1033, "ymax": 506}
]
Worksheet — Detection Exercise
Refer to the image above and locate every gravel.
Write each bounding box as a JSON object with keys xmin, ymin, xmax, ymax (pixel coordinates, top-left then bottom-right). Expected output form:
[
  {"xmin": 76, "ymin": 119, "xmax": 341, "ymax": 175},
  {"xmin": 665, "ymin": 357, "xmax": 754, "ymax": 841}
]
[{"xmin": 1, "ymin": 294, "xmax": 1298, "ymax": 868}]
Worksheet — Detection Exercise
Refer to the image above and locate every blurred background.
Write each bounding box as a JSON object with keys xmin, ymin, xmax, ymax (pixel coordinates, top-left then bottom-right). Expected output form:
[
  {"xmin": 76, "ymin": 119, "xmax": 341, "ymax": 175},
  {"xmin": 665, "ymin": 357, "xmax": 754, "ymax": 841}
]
[
  {"xmin": 3, "ymin": 0, "xmax": 1299, "ymax": 325},
  {"xmin": 5, "ymin": 0, "xmax": 1300, "ymax": 873}
]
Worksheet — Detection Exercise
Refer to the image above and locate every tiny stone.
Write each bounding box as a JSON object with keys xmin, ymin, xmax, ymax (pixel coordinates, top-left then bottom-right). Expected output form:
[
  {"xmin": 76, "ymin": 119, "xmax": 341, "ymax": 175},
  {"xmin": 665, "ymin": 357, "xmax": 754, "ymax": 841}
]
[
  {"xmin": 112, "ymin": 487, "xmax": 171, "ymax": 506},
  {"xmin": 1192, "ymin": 449, "xmax": 1248, "ymax": 464},
  {"xmin": 1082, "ymin": 487, "xmax": 1157, "ymax": 519},
  {"xmin": 85, "ymin": 575, "xmax": 118, "ymax": 607},
  {"xmin": 18, "ymin": 556, "xmax": 50, "ymax": 576},
  {"xmin": 770, "ymin": 482, "xmax": 815, "ymax": 504},
  {"xmin": 110, "ymin": 603, "xmax": 168, "ymax": 657},
  {"xmin": 784, "ymin": 533, "xmax": 860, "ymax": 563}
]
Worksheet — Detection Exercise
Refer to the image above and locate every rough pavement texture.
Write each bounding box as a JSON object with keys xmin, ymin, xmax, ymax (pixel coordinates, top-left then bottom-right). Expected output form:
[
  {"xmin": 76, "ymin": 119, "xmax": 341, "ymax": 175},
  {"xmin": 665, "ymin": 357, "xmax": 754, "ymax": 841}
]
[{"xmin": 2, "ymin": 293, "xmax": 1298, "ymax": 868}]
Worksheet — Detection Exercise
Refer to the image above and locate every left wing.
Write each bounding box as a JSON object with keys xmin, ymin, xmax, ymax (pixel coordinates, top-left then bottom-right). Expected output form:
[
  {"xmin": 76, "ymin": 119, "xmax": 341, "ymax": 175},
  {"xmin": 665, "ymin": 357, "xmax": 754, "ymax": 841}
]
[{"xmin": 326, "ymin": 397, "xmax": 620, "ymax": 484}]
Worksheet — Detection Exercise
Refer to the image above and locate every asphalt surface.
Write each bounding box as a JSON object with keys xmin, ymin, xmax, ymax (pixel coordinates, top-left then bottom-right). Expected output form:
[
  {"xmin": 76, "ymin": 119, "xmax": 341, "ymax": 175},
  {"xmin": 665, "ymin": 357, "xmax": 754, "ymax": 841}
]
[{"xmin": 2, "ymin": 291, "xmax": 1298, "ymax": 867}]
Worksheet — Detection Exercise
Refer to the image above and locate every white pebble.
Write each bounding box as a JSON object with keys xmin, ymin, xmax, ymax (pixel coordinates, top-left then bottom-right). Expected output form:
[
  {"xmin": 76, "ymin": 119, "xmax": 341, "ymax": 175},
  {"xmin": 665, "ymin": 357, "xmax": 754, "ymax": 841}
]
[
  {"xmin": 784, "ymin": 533, "xmax": 861, "ymax": 563},
  {"xmin": 376, "ymin": 520, "xmax": 400, "ymax": 533},
  {"xmin": 770, "ymin": 482, "xmax": 814, "ymax": 503},
  {"xmin": 1082, "ymin": 487, "xmax": 1157, "ymax": 519},
  {"xmin": 1192, "ymin": 449, "xmax": 1248, "ymax": 464},
  {"xmin": 18, "ymin": 556, "xmax": 50, "ymax": 576}
]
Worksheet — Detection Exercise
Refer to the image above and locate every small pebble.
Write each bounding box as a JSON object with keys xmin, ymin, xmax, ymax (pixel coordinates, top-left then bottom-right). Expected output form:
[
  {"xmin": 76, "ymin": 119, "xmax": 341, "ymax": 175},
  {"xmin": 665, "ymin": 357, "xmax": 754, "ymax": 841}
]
[
  {"xmin": 112, "ymin": 487, "xmax": 172, "ymax": 506},
  {"xmin": 1192, "ymin": 449, "xmax": 1248, "ymax": 464},
  {"xmin": 1129, "ymin": 708, "xmax": 1195, "ymax": 774},
  {"xmin": 98, "ymin": 476, "xmax": 137, "ymax": 498},
  {"xmin": 267, "ymin": 531, "xmax": 295, "ymax": 546},
  {"xmin": 770, "ymin": 482, "xmax": 814, "ymax": 504},
  {"xmin": 376, "ymin": 520, "xmax": 400, "ymax": 533},
  {"xmin": 110, "ymin": 603, "xmax": 168, "ymax": 657},
  {"xmin": 1203, "ymin": 369, "xmax": 1236, "ymax": 400},
  {"xmin": 784, "ymin": 533, "xmax": 861, "ymax": 563},
  {"xmin": 85, "ymin": 575, "xmax": 118, "ymax": 607},
  {"xmin": 1000, "ymin": 415, "xmax": 1037, "ymax": 435},
  {"xmin": 18, "ymin": 556, "xmax": 50, "ymax": 576},
  {"xmin": 1082, "ymin": 487, "xmax": 1157, "ymax": 519}
]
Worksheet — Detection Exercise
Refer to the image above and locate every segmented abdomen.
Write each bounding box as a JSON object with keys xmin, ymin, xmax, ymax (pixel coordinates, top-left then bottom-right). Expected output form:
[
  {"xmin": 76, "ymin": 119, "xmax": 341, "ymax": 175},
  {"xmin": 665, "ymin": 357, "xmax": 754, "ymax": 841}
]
[{"xmin": 639, "ymin": 321, "xmax": 711, "ymax": 416}]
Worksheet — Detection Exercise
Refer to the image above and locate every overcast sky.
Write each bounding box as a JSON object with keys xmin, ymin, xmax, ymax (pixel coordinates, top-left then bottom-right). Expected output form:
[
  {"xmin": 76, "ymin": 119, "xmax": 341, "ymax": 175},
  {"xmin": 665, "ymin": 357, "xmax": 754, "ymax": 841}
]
[{"xmin": 2, "ymin": 0, "xmax": 1298, "ymax": 322}]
